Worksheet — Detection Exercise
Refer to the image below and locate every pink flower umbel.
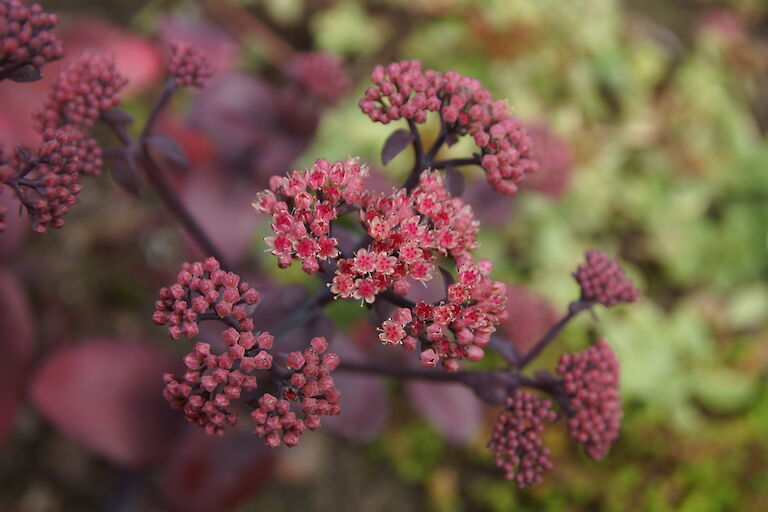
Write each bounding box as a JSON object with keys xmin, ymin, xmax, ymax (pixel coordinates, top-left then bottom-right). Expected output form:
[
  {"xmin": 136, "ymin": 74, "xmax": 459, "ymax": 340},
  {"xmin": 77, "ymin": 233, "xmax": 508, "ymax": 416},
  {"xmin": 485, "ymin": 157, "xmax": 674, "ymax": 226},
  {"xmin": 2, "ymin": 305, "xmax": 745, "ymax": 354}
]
[
  {"xmin": 360, "ymin": 60, "xmax": 537, "ymax": 195},
  {"xmin": 557, "ymin": 338, "xmax": 622, "ymax": 460},
  {"xmin": 254, "ymin": 157, "xmax": 368, "ymax": 274},
  {"xmin": 0, "ymin": 0, "xmax": 64, "ymax": 81},
  {"xmin": 488, "ymin": 390, "xmax": 556, "ymax": 488},
  {"xmin": 573, "ymin": 250, "xmax": 639, "ymax": 307}
]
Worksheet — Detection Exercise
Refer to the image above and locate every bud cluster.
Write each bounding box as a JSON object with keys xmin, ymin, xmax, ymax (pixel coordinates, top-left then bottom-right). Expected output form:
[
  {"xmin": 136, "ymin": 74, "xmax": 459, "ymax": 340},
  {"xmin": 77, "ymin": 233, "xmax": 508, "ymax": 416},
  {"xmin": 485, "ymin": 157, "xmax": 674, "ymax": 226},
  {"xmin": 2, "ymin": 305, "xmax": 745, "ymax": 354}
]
[
  {"xmin": 573, "ymin": 250, "xmax": 639, "ymax": 307},
  {"xmin": 556, "ymin": 338, "xmax": 622, "ymax": 460},
  {"xmin": 287, "ymin": 52, "xmax": 350, "ymax": 105},
  {"xmin": 488, "ymin": 390, "xmax": 557, "ymax": 488},
  {"xmin": 0, "ymin": 126, "xmax": 102, "ymax": 233},
  {"xmin": 155, "ymin": 257, "xmax": 341, "ymax": 446},
  {"xmin": 251, "ymin": 336, "xmax": 340, "ymax": 447},
  {"xmin": 359, "ymin": 60, "xmax": 537, "ymax": 195},
  {"xmin": 0, "ymin": 0, "xmax": 63, "ymax": 80},
  {"xmin": 152, "ymin": 256, "xmax": 261, "ymax": 340},
  {"xmin": 167, "ymin": 40, "xmax": 213, "ymax": 88},
  {"xmin": 35, "ymin": 50, "xmax": 128, "ymax": 131}
]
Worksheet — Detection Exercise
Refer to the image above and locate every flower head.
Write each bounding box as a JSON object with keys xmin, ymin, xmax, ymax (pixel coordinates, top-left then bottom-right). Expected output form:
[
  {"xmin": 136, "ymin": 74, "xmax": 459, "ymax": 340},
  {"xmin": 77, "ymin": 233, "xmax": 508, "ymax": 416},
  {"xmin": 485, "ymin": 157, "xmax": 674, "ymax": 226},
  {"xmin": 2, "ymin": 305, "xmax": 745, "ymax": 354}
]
[
  {"xmin": 254, "ymin": 157, "xmax": 368, "ymax": 274},
  {"xmin": 168, "ymin": 41, "xmax": 213, "ymax": 88},
  {"xmin": 359, "ymin": 60, "xmax": 537, "ymax": 195},
  {"xmin": 156, "ymin": 258, "xmax": 341, "ymax": 444},
  {"xmin": 556, "ymin": 338, "xmax": 622, "ymax": 460},
  {"xmin": 35, "ymin": 50, "xmax": 128, "ymax": 131},
  {"xmin": 0, "ymin": 0, "xmax": 63, "ymax": 81},
  {"xmin": 488, "ymin": 390, "xmax": 556, "ymax": 488},
  {"xmin": 573, "ymin": 250, "xmax": 639, "ymax": 307},
  {"xmin": 251, "ymin": 337, "xmax": 341, "ymax": 447},
  {"xmin": 1, "ymin": 126, "xmax": 102, "ymax": 233}
]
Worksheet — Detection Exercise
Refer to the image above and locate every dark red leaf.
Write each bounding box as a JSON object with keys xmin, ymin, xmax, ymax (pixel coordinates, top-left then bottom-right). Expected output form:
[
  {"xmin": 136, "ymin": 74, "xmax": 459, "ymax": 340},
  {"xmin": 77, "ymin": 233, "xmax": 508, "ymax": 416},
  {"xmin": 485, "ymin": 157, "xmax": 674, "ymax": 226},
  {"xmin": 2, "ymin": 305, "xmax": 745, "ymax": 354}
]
[
  {"xmin": 0, "ymin": 269, "xmax": 34, "ymax": 444},
  {"xmin": 162, "ymin": 427, "xmax": 274, "ymax": 512},
  {"xmin": 108, "ymin": 149, "xmax": 143, "ymax": 196},
  {"xmin": 381, "ymin": 129, "xmax": 415, "ymax": 165},
  {"xmin": 407, "ymin": 380, "xmax": 482, "ymax": 445},
  {"xmin": 498, "ymin": 286, "xmax": 559, "ymax": 356},
  {"xmin": 179, "ymin": 170, "xmax": 259, "ymax": 265},
  {"xmin": 30, "ymin": 339, "xmax": 180, "ymax": 468}
]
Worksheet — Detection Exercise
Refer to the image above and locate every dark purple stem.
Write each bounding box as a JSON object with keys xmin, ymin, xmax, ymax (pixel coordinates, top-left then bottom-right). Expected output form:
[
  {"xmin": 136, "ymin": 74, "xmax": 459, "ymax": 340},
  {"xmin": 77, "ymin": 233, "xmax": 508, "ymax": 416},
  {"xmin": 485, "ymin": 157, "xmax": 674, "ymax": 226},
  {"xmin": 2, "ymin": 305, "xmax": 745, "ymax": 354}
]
[
  {"xmin": 339, "ymin": 360, "xmax": 464, "ymax": 382},
  {"xmin": 517, "ymin": 300, "xmax": 593, "ymax": 369},
  {"xmin": 141, "ymin": 79, "xmax": 177, "ymax": 139},
  {"xmin": 102, "ymin": 104, "xmax": 233, "ymax": 270},
  {"xmin": 431, "ymin": 156, "xmax": 481, "ymax": 169}
]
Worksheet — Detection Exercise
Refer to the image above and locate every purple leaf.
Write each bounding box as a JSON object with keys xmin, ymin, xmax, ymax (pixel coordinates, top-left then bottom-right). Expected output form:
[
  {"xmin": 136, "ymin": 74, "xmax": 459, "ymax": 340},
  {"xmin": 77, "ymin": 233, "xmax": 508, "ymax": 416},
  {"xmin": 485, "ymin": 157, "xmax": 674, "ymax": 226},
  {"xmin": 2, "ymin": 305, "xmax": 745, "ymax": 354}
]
[
  {"xmin": 407, "ymin": 380, "xmax": 482, "ymax": 445},
  {"xmin": 102, "ymin": 108, "xmax": 135, "ymax": 126},
  {"xmin": 29, "ymin": 339, "xmax": 180, "ymax": 468},
  {"xmin": 499, "ymin": 286, "xmax": 558, "ymax": 356},
  {"xmin": 108, "ymin": 149, "xmax": 143, "ymax": 196},
  {"xmin": 146, "ymin": 133, "xmax": 190, "ymax": 170},
  {"xmin": 179, "ymin": 170, "xmax": 258, "ymax": 265},
  {"xmin": 162, "ymin": 427, "xmax": 274, "ymax": 512},
  {"xmin": 381, "ymin": 129, "xmax": 415, "ymax": 165},
  {"xmin": 0, "ymin": 269, "xmax": 34, "ymax": 444},
  {"xmin": 322, "ymin": 336, "xmax": 389, "ymax": 442},
  {"xmin": 6, "ymin": 64, "xmax": 43, "ymax": 83}
]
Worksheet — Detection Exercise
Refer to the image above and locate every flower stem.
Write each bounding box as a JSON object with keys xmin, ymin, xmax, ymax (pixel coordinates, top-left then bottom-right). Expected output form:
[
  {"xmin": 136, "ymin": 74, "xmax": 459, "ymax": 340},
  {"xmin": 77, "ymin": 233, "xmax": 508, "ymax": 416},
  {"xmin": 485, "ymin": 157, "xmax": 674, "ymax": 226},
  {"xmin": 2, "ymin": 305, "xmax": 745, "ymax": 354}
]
[
  {"xmin": 339, "ymin": 360, "xmax": 463, "ymax": 382},
  {"xmin": 517, "ymin": 300, "xmax": 593, "ymax": 369},
  {"xmin": 102, "ymin": 112, "xmax": 234, "ymax": 271},
  {"xmin": 431, "ymin": 156, "xmax": 481, "ymax": 169}
]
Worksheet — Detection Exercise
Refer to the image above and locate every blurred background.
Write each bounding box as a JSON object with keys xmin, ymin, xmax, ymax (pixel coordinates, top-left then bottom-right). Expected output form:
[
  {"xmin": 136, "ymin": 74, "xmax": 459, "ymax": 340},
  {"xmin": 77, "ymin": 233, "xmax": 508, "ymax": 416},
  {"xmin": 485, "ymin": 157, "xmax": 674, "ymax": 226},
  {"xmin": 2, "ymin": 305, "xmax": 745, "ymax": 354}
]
[{"xmin": 1, "ymin": 0, "xmax": 768, "ymax": 510}]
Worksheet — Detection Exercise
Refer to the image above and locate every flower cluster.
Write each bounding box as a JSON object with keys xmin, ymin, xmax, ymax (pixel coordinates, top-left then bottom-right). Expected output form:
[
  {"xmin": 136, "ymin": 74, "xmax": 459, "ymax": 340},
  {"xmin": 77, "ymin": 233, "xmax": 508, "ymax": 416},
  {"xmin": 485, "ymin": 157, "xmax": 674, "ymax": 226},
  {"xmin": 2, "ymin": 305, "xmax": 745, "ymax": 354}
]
[
  {"xmin": 382, "ymin": 260, "xmax": 508, "ymax": 372},
  {"xmin": 152, "ymin": 256, "xmax": 261, "ymax": 340},
  {"xmin": 35, "ymin": 50, "xmax": 128, "ymax": 131},
  {"xmin": 573, "ymin": 250, "xmax": 639, "ymax": 307},
  {"xmin": 251, "ymin": 336, "xmax": 341, "ymax": 447},
  {"xmin": 556, "ymin": 338, "xmax": 622, "ymax": 460},
  {"xmin": 287, "ymin": 52, "xmax": 350, "ymax": 105},
  {"xmin": 0, "ymin": 0, "xmax": 63, "ymax": 80},
  {"xmin": 162, "ymin": 333, "xmax": 272, "ymax": 436},
  {"xmin": 1, "ymin": 127, "xmax": 102, "ymax": 233},
  {"xmin": 488, "ymin": 390, "xmax": 557, "ymax": 488},
  {"xmin": 359, "ymin": 60, "xmax": 442, "ymax": 124},
  {"xmin": 331, "ymin": 170, "xmax": 479, "ymax": 304},
  {"xmin": 168, "ymin": 41, "xmax": 213, "ymax": 88},
  {"xmin": 253, "ymin": 157, "xmax": 368, "ymax": 274},
  {"xmin": 155, "ymin": 257, "xmax": 341, "ymax": 446},
  {"xmin": 359, "ymin": 60, "xmax": 537, "ymax": 195}
]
